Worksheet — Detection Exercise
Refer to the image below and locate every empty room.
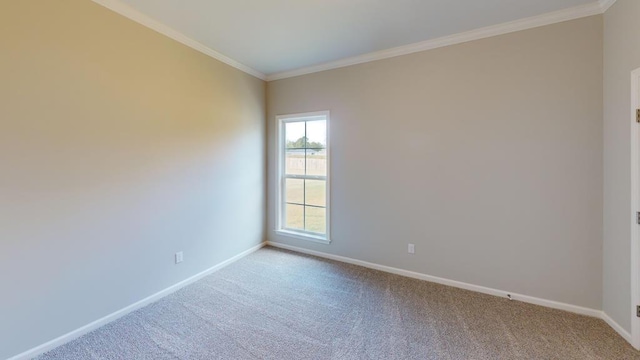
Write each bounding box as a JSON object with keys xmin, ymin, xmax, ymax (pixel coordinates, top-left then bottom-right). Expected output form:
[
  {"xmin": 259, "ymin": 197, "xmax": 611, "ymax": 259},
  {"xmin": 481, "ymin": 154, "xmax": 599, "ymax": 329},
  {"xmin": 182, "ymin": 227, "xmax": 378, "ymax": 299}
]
[{"xmin": 2, "ymin": 0, "xmax": 640, "ymax": 359}]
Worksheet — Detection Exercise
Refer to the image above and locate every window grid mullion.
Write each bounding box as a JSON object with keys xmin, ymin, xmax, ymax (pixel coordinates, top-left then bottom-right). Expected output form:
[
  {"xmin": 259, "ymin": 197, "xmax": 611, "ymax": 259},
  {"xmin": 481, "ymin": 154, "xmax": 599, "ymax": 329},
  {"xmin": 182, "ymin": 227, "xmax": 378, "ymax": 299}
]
[
  {"xmin": 285, "ymin": 202, "xmax": 325, "ymax": 209},
  {"xmin": 285, "ymin": 175, "xmax": 326, "ymax": 180}
]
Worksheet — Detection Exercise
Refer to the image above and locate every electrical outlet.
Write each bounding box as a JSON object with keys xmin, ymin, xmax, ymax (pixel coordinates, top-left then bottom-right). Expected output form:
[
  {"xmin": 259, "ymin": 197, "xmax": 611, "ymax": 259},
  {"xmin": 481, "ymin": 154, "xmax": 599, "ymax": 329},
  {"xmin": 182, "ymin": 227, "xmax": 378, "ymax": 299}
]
[
  {"xmin": 175, "ymin": 251, "xmax": 184, "ymax": 264},
  {"xmin": 408, "ymin": 244, "xmax": 415, "ymax": 254}
]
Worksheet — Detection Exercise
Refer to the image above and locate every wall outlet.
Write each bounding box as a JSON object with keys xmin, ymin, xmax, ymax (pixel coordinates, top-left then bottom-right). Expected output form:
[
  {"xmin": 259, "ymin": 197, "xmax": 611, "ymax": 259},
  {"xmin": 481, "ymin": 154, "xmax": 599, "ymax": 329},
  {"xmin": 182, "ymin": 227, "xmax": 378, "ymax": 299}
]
[
  {"xmin": 408, "ymin": 244, "xmax": 415, "ymax": 254},
  {"xmin": 175, "ymin": 251, "xmax": 184, "ymax": 264}
]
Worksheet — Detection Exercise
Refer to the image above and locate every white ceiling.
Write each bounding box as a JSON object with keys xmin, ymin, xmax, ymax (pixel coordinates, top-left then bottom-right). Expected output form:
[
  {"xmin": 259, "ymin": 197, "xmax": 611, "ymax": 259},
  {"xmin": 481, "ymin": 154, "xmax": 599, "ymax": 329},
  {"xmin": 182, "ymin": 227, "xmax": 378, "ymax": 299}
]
[{"xmin": 106, "ymin": 0, "xmax": 602, "ymax": 78}]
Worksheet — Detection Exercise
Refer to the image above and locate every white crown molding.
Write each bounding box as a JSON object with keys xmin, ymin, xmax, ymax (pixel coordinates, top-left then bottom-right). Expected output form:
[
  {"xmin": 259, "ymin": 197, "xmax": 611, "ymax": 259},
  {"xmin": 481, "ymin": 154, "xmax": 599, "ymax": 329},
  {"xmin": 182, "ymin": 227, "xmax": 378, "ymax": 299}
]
[
  {"xmin": 91, "ymin": 0, "xmax": 266, "ymax": 81},
  {"xmin": 266, "ymin": 1, "xmax": 603, "ymax": 81},
  {"xmin": 599, "ymin": 0, "xmax": 618, "ymax": 12},
  {"xmin": 92, "ymin": 0, "xmax": 608, "ymax": 83}
]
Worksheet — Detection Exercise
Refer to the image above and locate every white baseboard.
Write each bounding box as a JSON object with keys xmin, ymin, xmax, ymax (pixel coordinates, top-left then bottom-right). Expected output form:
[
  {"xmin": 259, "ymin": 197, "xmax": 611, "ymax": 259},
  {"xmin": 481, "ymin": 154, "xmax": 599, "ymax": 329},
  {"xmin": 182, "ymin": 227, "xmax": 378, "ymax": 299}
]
[
  {"xmin": 602, "ymin": 312, "xmax": 633, "ymax": 345},
  {"xmin": 265, "ymin": 241, "xmax": 602, "ymax": 318},
  {"xmin": 9, "ymin": 240, "xmax": 634, "ymax": 359},
  {"xmin": 7, "ymin": 242, "xmax": 266, "ymax": 360},
  {"xmin": 266, "ymin": 241, "xmax": 640, "ymax": 346}
]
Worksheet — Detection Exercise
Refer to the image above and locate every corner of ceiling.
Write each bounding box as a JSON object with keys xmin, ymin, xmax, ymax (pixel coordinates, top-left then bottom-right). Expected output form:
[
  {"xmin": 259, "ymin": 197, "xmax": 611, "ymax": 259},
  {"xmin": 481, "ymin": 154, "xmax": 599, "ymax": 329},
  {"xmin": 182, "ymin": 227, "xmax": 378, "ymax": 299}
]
[
  {"xmin": 599, "ymin": 0, "xmax": 618, "ymax": 13},
  {"xmin": 91, "ymin": 0, "xmax": 267, "ymax": 81},
  {"xmin": 91, "ymin": 0, "xmax": 609, "ymax": 83}
]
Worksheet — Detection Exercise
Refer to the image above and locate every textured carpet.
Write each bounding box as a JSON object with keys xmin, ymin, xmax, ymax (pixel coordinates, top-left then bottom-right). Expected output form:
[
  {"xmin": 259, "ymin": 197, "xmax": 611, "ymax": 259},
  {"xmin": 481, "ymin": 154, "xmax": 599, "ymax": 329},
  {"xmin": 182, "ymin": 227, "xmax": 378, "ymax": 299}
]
[{"xmin": 39, "ymin": 246, "xmax": 639, "ymax": 359}]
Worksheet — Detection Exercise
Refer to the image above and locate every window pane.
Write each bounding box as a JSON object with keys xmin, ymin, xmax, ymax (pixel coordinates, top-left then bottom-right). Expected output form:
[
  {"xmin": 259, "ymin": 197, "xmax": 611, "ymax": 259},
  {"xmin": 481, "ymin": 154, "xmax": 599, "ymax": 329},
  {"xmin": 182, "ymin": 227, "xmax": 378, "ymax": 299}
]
[
  {"xmin": 305, "ymin": 179, "xmax": 326, "ymax": 207},
  {"xmin": 285, "ymin": 204, "xmax": 304, "ymax": 230},
  {"xmin": 286, "ymin": 178, "xmax": 304, "ymax": 204},
  {"xmin": 286, "ymin": 122, "xmax": 305, "ymax": 149},
  {"xmin": 306, "ymin": 149, "xmax": 326, "ymax": 176},
  {"xmin": 279, "ymin": 115, "xmax": 329, "ymax": 239},
  {"xmin": 306, "ymin": 120, "xmax": 326, "ymax": 149},
  {"xmin": 285, "ymin": 150, "xmax": 305, "ymax": 175},
  {"xmin": 305, "ymin": 206, "xmax": 326, "ymax": 234}
]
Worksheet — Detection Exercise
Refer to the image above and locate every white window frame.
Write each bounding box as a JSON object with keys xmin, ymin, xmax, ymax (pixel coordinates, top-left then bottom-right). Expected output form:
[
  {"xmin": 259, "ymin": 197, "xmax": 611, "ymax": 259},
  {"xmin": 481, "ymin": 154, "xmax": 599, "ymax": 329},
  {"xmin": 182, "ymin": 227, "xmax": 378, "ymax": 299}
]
[{"xmin": 275, "ymin": 111, "xmax": 331, "ymax": 244}]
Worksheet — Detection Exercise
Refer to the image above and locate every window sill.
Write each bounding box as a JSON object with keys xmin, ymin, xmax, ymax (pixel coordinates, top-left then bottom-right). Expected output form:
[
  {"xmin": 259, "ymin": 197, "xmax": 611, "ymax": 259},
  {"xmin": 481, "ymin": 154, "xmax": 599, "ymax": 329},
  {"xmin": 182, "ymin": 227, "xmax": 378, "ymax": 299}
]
[{"xmin": 275, "ymin": 230, "xmax": 331, "ymax": 244}]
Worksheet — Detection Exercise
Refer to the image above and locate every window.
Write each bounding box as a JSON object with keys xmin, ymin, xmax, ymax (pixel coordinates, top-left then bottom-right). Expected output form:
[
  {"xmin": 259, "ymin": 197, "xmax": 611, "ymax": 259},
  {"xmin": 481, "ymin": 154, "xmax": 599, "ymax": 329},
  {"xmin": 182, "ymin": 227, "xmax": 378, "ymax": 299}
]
[{"xmin": 276, "ymin": 111, "xmax": 330, "ymax": 243}]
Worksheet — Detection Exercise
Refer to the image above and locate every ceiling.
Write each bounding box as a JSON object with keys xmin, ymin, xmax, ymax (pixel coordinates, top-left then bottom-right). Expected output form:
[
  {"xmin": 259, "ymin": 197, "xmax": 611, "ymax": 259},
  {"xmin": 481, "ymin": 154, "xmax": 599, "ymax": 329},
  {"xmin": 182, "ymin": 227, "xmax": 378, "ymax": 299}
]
[{"xmin": 104, "ymin": 0, "xmax": 603, "ymax": 79}]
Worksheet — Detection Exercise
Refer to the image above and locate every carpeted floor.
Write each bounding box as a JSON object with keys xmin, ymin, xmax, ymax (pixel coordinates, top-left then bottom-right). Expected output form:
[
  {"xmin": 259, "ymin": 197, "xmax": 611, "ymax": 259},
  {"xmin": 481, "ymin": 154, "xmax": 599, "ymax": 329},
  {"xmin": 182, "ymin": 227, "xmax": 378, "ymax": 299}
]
[{"xmin": 39, "ymin": 246, "xmax": 639, "ymax": 359}]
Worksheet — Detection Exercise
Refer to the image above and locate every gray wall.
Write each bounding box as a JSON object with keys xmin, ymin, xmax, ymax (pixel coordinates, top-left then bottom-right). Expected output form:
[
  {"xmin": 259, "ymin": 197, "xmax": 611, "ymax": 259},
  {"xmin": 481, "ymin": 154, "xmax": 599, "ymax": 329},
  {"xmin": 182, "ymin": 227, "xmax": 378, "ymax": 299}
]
[
  {"xmin": 268, "ymin": 16, "xmax": 604, "ymax": 310},
  {"xmin": 603, "ymin": 0, "xmax": 640, "ymax": 334},
  {"xmin": 0, "ymin": 1, "xmax": 265, "ymax": 359}
]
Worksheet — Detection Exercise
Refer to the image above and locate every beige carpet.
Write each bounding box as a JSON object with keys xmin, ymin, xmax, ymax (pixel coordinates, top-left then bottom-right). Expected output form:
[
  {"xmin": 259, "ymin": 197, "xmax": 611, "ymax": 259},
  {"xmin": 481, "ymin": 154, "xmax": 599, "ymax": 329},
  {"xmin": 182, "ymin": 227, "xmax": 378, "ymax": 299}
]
[{"xmin": 39, "ymin": 246, "xmax": 639, "ymax": 359}]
